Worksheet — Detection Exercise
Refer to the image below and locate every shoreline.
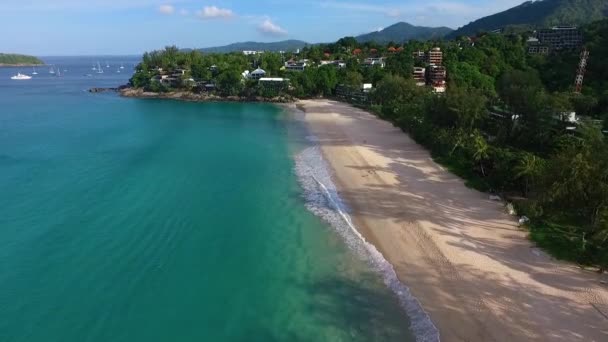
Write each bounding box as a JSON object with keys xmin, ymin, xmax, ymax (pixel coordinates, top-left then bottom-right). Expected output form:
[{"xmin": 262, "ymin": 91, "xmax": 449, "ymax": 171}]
[
  {"xmin": 0, "ymin": 64, "xmax": 46, "ymax": 67},
  {"xmin": 297, "ymin": 99, "xmax": 608, "ymax": 341},
  {"xmin": 118, "ymin": 87, "xmax": 295, "ymax": 104}
]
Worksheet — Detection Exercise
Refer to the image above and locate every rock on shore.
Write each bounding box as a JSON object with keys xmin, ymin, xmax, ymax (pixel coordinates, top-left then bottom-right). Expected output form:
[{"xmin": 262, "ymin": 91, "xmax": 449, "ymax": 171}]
[{"xmin": 118, "ymin": 87, "xmax": 295, "ymax": 103}]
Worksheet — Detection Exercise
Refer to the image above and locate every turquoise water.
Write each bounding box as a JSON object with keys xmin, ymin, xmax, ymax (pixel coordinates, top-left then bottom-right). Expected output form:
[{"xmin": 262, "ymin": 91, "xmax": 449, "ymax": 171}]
[{"xmin": 0, "ymin": 57, "xmax": 415, "ymax": 341}]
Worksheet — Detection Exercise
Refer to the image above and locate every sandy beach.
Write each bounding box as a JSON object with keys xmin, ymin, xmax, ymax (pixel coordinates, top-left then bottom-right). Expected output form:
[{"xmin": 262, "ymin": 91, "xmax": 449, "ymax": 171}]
[{"xmin": 298, "ymin": 99, "xmax": 608, "ymax": 342}]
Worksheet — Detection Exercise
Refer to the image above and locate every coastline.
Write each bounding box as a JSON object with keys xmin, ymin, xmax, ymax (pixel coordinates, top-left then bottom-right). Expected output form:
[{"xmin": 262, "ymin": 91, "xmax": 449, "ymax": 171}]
[
  {"xmin": 296, "ymin": 99, "xmax": 608, "ymax": 341},
  {"xmin": 0, "ymin": 63, "xmax": 45, "ymax": 67},
  {"xmin": 118, "ymin": 87, "xmax": 295, "ymax": 103}
]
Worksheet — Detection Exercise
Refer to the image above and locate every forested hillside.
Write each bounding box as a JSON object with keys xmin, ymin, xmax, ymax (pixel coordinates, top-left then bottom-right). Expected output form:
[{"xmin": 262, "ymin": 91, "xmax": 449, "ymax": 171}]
[
  {"xmin": 449, "ymin": 0, "xmax": 608, "ymax": 38},
  {"xmin": 0, "ymin": 53, "xmax": 44, "ymax": 65}
]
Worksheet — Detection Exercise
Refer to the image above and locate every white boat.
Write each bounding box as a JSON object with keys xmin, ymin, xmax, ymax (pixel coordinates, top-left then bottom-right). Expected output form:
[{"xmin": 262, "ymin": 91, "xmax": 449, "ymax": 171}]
[
  {"xmin": 49, "ymin": 66, "xmax": 55, "ymax": 74},
  {"xmin": 120, "ymin": 63, "xmax": 125, "ymax": 70},
  {"xmin": 32, "ymin": 67, "xmax": 38, "ymax": 75},
  {"xmin": 116, "ymin": 69, "xmax": 121, "ymax": 73},
  {"xmin": 56, "ymin": 67, "xmax": 62, "ymax": 77},
  {"xmin": 106, "ymin": 61, "xmax": 110, "ymax": 68},
  {"xmin": 11, "ymin": 73, "xmax": 32, "ymax": 80},
  {"xmin": 96, "ymin": 62, "xmax": 103, "ymax": 74}
]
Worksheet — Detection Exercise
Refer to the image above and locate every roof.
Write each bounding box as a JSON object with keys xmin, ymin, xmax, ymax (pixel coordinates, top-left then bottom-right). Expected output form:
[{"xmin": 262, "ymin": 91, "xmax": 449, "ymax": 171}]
[
  {"xmin": 259, "ymin": 78, "xmax": 289, "ymax": 82},
  {"xmin": 251, "ymin": 68, "xmax": 266, "ymax": 75}
]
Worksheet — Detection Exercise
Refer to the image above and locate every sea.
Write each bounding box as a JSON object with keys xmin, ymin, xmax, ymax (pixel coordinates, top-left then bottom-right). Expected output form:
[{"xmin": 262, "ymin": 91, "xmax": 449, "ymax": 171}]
[{"xmin": 0, "ymin": 56, "xmax": 435, "ymax": 341}]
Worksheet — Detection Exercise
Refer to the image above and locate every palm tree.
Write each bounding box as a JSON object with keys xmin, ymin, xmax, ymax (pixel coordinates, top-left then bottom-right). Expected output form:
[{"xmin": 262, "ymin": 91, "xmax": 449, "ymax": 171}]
[
  {"xmin": 514, "ymin": 152, "xmax": 545, "ymax": 197},
  {"xmin": 471, "ymin": 131, "xmax": 489, "ymax": 176}
]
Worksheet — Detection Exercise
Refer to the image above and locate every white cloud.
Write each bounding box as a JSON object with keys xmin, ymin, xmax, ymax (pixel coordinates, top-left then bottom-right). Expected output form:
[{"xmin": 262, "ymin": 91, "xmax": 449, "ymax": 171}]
[
  {"xmin": 257, "ymin": 19, "xmax": 288, "ymax": 36},
  {"xmin": 197, "ymin": 6, "xmax": 234, "ymax": 19},
  {"xmin": 180, "ymin": 9, "xmax": 189, "ymax": 16},
  {"xmin": 159, "ymin": 4, "xmax": 174, "ymax": 15}
]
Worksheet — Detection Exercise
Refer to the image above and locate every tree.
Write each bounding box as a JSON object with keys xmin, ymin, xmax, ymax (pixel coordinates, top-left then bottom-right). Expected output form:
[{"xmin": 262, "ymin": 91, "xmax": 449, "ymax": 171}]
[
  {"xmin": 343, "ymin": 71, "xmax": 363, "ymax": 89},
  {"xmin": 514, "ymin": 152, "xmax": 545, "ymax": 196},
  {"xmin": 216, "ymin": 69, "xmax": 243, "ymax": 96},
  {"xmin": 470, "ymin": 131, "xmax": 490, "ymax": 176},
  {"xmin": 445, "ymin": 86, "xmax": 488, "ymax": 130}
]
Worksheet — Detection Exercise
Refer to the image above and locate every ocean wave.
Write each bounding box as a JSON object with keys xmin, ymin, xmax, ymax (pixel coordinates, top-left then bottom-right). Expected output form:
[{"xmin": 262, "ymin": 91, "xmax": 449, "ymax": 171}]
[{"xmin": 294, "ymin": 143, "xmax": 440, "ymax": 342}]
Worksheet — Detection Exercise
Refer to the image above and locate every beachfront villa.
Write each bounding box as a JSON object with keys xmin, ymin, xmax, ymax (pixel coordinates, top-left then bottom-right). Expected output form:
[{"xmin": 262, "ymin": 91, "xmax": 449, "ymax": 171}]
[{"xmin": 249, "ymin": 68, "xmax": 267, "ymax": 80}]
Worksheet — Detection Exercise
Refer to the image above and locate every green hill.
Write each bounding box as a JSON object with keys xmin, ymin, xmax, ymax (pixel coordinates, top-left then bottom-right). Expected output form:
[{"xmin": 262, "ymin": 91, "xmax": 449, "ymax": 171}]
[
  {"xmin": 0, "ymin": 53, "xmax": 44, "ymax": 66},
  {"xmin": 198, "ymin": 40, "xmax": 309, "ymax": 53},
  {"xmin": 448, "ymin": 0, "xmax": 608, "ymax": 38},
  {"xmin": 356, "ymin": 22, "xmax": 453, "ymax": 43}
]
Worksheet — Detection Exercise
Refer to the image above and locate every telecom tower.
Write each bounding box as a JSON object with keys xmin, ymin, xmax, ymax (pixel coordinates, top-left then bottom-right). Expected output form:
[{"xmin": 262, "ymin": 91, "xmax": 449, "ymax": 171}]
[{"xmin": 574, "ymin": 49, "xmax": 589, "ymax": 94}]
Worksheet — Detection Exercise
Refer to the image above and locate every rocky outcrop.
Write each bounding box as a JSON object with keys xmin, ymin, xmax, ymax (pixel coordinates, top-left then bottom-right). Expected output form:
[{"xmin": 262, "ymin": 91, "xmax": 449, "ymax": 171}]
[{"xmin": 118, "ymin": 87, "xmax": 295, "ymax": 103}]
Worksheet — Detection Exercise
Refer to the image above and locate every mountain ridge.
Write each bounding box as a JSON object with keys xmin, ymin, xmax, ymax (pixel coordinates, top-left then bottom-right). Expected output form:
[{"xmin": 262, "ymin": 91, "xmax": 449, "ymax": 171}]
[
  {"xmin": 197, "ymin": 40, "xmax": 309, "ymax": 53},
  {"xmin": 448, "ymin": 0, "xmax": 608, "ymax": 38},
  {"xmin": 356, "ymin": 22, "xmax": 453, "ymax": 43}
]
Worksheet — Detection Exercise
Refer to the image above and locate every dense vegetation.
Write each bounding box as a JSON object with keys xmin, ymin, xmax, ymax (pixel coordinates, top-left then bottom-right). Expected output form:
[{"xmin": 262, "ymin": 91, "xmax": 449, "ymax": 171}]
[
  {"xmin": 355, "ymin": 22, "xmax": 453, "ymax": 43},
  {"xmin": 131, "ymin": 19, "xmax": 608, "ymax": 270},
  {"xmin": 449, "ymin": 0, "xmax": 608, "ymax": 38},
  {"xmin": 0, "ymin": 53, "xmax": 43, "ymax": 65}
]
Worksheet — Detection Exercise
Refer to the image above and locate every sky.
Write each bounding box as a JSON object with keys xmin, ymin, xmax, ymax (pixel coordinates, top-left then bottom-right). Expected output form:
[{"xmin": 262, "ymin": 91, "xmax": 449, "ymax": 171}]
[{"xmin": 0, "ymin": 0, "xmax": 526, "ymax": 56}]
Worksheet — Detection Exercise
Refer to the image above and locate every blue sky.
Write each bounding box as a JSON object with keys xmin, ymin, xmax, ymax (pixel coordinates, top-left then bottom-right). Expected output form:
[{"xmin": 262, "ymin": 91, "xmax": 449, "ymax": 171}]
[{"xmin": 0, "ymin": 0, "xmax": 524, "ymax": 56}]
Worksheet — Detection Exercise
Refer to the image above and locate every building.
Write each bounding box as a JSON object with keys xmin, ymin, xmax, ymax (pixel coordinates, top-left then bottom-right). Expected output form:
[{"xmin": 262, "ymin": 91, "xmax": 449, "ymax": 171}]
[
  {"xmin": 243, "ymin": 50, "xmax": 260, "ymax": 55},
  {"xmin": 362, "ymin": 57, "xmax": 386, "ymax": 68},
  {"xmin": 412, "ymin": 50, "xmax": 426, "ymax": 61},
  {"xmin": 428, "ymin": 65, "xmax": 447, "ymax": 93},
  {"xmin": 320, "ymin": 60, "xmax": 346, "ymax": 68},
  {"xmin": 285, "ymin": 59, "xmax": 309, "ymax": 72},
  {"xmin": 526, "ymin": 37, "xmax": 550, "ymax": 55},
  {"xmin": 249, "ymin": 68, "xmax": 267, "ymax": 80},
  {"xmin": 536, "ymin": 26, "xmax": 583, "ymax": 51},
  {"xmin": 427, "ymin": 47, "xmax": 443, "ymax": 65},
  {"xmin": 259, "ymin": 78, "xmax": 290, "ymax": 92},
  {"xmin": 412, "ymin": 67, "xmax": 426, "ymax": 86}
]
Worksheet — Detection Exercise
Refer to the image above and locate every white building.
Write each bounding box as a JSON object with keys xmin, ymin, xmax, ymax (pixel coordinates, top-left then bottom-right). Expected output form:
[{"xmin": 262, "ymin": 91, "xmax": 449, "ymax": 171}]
[
  {"xmin": 362, "ymin": 57, "xmax": 386, "ymax": 68},
  {"xmin": 249, "ymin": 68, "xmax": 267, "ymax": 80}
]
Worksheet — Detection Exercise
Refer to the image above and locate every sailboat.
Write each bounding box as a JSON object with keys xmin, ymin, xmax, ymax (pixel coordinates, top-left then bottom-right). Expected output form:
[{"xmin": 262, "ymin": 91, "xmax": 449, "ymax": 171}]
[
  {"xmin": 120, "ymin": 62, "xmax": 125, "ymax": 70},
  {"xmin": 56, "ymin": 66, "xmax": 62, "ymax": 77},
  {"xmin": 96, "ymin": 61, "xmax": 104, "ymax": 74},
  {"xmin": 32, "ymin": 66, "xmax": 38, "ymax": 75},
  {"xmin": 92, "ymin": 63, "xmax": 97, "ymax": 71},
  {"xmin": 49, "ymin": 65, "xmax": 55, "ymax": 74},
  {"xmin": 106, "ymin": 61, "xmax": 110, "ymax": 68}
]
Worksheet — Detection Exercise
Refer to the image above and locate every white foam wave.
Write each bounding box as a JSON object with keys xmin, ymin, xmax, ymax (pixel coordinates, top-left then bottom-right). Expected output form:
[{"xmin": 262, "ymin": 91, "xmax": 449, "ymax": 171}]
[{"xmin": 294, "ymin": 144, "xmax": 440, "ymax": 342}]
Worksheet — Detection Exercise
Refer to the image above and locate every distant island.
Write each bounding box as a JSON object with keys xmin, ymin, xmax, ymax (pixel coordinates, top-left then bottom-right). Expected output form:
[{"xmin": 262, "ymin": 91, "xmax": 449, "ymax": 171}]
[{"xmin": 0, "ymin": 53, "xmax": 44, "ymax": 66}]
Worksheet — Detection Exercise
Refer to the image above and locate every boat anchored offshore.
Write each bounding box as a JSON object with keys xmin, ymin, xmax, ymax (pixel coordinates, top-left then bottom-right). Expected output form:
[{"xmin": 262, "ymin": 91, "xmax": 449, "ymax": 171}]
[{"xmin": 11, "ymin": 73, "xmax": 32, "ymax": 80}]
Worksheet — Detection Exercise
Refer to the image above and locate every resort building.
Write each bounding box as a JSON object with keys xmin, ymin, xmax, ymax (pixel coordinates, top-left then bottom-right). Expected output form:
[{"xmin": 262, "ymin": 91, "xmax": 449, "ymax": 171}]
[
  {"xmin": 412, "ymin": 67, "xmax": 426, "ymax": 86},
  {"xmin": 243, "ymin": 51, "xmax": 262, "ymax": 55},
  {"xmin": 527, "ymin": 37, "xmax": 550, "ymax": 55},
  {"xmin": 320, "ymin": 60, "xmax": 346, "ymax": 68},
  {"xmin": 249, "ymin": 68, "xmax": 267, "ymax": 80},
  {"xmin": 412, "ymin": 50, "xmax": 426, "ymax": 61},
  {"xmin": 285, "ymin": 59, "xmax": 309, "ymax": 72},
  {"xmin": 427, "ymin": 47, "xmax": 443, "ymax": 65},
  {"xmin": 362, "ymin": 57, "xmax": 386, "ymax": 68},
  {"xmin": 536, "ymin": 26, "xmax": 583, "ymax": 51},
  {"xmin": 428, "ymin": 65, "xmax": 447, "ymax": 93}
]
